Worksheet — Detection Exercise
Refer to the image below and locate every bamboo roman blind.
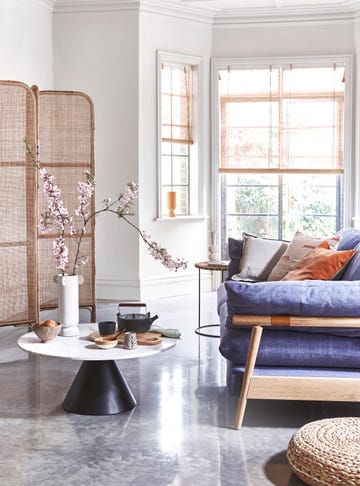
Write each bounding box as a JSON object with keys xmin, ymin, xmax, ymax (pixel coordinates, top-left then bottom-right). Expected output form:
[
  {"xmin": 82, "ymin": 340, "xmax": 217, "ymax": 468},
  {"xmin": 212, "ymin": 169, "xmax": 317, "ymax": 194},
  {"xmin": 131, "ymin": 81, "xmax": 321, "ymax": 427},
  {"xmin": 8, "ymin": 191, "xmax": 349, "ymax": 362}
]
[
  {"xmin": 219, "ymin": 65, "xmax": 345, "ymax": 174},
  {"xmin": 161, "ymin": 63, "xmax": 193, "ymax": 145}
]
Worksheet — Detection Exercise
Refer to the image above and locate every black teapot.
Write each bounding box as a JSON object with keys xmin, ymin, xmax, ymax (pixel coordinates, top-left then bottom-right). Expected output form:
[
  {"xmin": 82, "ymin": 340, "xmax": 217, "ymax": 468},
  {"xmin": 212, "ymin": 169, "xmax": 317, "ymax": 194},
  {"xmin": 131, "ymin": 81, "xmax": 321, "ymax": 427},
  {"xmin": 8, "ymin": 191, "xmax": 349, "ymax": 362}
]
[{"xmin": 117, "ymin": 303, "xmax": 159, "ymax": 333}]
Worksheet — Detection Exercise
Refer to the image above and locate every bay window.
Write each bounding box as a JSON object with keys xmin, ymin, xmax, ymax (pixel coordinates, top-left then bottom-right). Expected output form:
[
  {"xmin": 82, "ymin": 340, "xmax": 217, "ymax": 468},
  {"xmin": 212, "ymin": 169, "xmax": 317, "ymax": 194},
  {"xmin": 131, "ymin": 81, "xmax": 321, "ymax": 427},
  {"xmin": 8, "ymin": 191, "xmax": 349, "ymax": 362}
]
[{"xmin": 212, "ymin": 57, "xmax": 352, "ymax": 257}]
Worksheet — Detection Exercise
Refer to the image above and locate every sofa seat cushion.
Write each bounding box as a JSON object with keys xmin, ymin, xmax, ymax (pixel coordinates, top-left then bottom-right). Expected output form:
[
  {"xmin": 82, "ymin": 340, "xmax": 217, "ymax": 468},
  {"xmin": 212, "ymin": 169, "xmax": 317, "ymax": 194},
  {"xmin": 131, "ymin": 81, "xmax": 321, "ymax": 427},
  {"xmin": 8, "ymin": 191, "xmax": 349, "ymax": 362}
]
[
  {"xmin": 225, "ymin": 280, "xmax": 360, "ymax": 321},
  {"xmin": 219, "ymin": 326, "xmax": 360, "ymax": 368},
  {"xmin": 225, "ymin": 361, "xmax": 360, "ymax": 396}
]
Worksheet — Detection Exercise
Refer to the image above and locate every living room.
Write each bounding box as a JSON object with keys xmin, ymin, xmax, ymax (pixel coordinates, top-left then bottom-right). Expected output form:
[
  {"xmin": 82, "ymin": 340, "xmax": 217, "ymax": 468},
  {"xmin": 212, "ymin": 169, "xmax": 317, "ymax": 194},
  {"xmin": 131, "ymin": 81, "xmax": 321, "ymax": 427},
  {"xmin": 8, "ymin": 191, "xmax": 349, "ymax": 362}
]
[{"xmin": 1, "ymin": 0, "xmax": 360, "ymax": 485}]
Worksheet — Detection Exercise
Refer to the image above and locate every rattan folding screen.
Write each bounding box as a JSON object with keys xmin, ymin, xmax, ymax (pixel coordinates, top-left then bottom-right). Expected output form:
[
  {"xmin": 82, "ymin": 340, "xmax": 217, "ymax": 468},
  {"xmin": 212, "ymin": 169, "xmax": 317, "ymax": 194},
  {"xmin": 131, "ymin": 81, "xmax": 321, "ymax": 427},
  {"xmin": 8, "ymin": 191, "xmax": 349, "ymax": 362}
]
[
  {"xmin": 37, "ymin": 90, "xmax": 96, "ymax": 321},
  {"xmin": 0, "ymin": 81, "xmax": 38, "ymax": 326},
  {"xmin": 0, "ymin": 82, "xmax": 96, "ymax": 326}
]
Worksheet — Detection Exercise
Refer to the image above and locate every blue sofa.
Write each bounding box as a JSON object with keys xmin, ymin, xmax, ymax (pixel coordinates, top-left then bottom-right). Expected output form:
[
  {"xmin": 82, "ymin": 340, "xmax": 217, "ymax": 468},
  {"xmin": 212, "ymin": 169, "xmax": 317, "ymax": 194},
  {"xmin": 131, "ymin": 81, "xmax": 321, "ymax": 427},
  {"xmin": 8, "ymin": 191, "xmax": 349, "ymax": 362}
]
[{"xmin": 218, "ymin": 228, "xmax": 360, "ymax": 399}]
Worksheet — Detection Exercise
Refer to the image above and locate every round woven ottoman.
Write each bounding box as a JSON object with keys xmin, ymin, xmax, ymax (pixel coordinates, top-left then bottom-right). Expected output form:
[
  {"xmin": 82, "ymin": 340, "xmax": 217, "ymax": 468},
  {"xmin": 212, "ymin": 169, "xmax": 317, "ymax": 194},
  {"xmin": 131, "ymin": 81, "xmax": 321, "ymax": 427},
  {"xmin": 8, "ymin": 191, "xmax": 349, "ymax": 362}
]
[{"xmin": 287, "ymin": 417, "xmax": 360, "ymax": 486}]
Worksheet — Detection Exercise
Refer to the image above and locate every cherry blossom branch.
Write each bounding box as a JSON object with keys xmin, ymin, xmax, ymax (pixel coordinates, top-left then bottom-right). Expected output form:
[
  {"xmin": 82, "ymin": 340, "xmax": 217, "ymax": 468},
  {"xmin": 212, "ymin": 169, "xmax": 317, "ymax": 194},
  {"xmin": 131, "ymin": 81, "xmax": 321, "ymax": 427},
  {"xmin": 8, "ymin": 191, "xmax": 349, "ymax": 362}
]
[{"xmin": 24, "ymin": 138, "xmax": 187, "ymax": 275}]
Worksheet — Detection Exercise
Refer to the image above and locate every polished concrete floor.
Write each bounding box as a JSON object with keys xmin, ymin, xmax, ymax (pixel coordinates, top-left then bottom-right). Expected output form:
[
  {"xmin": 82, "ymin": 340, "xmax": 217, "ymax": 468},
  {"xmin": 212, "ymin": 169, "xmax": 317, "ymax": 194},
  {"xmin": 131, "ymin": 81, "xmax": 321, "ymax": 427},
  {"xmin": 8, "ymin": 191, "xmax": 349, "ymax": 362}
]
[{"xmin": 0, "ymin": 292, "xmax": 359, "ymax": 486}]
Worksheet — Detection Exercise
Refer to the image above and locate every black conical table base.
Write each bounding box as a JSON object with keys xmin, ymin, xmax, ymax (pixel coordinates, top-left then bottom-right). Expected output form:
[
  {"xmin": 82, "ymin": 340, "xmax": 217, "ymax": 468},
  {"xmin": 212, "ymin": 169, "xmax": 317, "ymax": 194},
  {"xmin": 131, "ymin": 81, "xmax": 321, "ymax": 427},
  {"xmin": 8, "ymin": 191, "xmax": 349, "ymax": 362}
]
[{"xmin": 63, "ymin": 360, "xmax": 137, "ymax": 415}]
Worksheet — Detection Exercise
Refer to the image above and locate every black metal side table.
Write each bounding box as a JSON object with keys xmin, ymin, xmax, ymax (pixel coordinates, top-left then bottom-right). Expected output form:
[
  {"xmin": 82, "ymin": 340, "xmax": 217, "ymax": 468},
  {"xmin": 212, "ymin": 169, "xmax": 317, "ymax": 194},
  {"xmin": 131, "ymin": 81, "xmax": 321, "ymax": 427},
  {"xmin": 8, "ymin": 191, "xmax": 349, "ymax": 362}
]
[{"xmin": 195, "ymin": 261, "xmax": 229, "ymax": 338}]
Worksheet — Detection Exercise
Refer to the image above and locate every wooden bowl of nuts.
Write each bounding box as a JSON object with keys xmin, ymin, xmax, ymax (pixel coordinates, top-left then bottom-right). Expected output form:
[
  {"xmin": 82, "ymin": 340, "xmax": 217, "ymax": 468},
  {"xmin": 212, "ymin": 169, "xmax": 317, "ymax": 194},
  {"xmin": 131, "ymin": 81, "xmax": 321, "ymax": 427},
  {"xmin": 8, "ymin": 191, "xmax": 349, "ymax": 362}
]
[{"xmin": 31, "ymin": 320, "xmax": 62, "ymax": 343}]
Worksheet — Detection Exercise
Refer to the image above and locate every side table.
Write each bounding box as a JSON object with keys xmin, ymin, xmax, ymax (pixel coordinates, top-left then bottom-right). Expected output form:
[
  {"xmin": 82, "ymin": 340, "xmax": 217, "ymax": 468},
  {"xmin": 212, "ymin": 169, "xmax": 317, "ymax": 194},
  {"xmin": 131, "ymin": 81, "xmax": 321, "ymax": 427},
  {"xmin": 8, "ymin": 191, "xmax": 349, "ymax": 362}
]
[{"xmin": 195, "ymin": 261, "xmax": 229, "ymax": 338}]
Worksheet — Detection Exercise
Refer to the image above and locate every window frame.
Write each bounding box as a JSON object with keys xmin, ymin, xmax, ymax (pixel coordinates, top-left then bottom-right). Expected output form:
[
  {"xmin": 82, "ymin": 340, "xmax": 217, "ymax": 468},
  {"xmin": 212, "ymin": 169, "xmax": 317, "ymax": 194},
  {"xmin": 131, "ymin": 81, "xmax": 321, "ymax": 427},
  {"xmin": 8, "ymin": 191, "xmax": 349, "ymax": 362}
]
[
  {"xmin": 157, "ymin": 50, "xmax": 205, "ymax": 219},
  {"xmin": 211, "ymin": 55, "xmax": 354, "ymax": 242}
]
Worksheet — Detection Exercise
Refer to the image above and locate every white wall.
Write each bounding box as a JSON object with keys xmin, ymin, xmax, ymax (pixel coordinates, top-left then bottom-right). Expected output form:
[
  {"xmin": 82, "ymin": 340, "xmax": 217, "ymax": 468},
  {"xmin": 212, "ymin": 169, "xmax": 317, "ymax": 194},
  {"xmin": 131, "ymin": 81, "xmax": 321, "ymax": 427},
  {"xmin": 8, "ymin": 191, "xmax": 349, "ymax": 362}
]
[
  {"xmin": 212, "ymin": 22, "xmax": 355, "ymax": 58},
  {"xmin": 138, "ymin": 12, "xmax": 213, "ymax": 299},
  {"xmin": 53, "ymin": 9, "xmax": 141, "ymax": 300},
  {"xmin": 53, "ymin": 6, "xmax": 213, "ymax": 301},
  {"xmin": 0, "ymin": 0, "xmax": 53, "ymax": 87}
]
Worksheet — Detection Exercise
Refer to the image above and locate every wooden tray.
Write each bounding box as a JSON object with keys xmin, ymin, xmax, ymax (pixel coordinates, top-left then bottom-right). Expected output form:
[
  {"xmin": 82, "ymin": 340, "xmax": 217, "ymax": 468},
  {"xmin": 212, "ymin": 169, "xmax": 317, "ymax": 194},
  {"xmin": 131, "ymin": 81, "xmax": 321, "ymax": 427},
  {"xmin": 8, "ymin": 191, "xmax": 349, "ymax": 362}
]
[{"xmin": 89, "ymin": 330, "xmax": 162, "ymax": 346}]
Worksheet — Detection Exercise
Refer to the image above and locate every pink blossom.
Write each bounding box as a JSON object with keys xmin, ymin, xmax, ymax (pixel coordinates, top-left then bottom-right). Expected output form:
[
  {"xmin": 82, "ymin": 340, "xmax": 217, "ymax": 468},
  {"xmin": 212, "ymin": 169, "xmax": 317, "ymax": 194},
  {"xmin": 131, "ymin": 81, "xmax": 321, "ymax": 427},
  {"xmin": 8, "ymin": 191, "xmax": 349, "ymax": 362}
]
[
  {"xmin": 140, "ymin": 231, "xmax": 187, "ymax": 272},
  {"xmin": 52, "ymin": 236, "xmax": 69, "ymax": 273}
]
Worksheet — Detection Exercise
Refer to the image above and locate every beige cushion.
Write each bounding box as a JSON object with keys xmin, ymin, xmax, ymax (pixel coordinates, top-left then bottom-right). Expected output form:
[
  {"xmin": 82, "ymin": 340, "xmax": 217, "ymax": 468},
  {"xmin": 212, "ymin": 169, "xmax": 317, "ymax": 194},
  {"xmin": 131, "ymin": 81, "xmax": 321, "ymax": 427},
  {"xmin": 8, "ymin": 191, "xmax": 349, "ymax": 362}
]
[
  {"xmin": 232, "ymin": 233, "xmax": 288, "ymax": 282},
  {"xmin": 268, "ymin": 231, "xmax": 340, "ymax": 281}
]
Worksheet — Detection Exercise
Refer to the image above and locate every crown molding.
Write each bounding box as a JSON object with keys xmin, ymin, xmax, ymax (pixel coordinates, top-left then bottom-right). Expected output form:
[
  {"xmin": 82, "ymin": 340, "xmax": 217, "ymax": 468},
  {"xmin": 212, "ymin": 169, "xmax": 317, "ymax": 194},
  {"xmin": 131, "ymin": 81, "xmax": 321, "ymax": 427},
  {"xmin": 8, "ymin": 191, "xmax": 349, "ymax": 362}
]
[
  {"xmin": 53, "ymin": 0, "xmax": 360, "ymax": 25},
  {"xmin": 31, "ymin": 0, "xmax": 56, "ymax": 11},
  {"xmin": 54, "ymin": 0, "xmax": 214, "ymax": 23},
  {"xmin": 213, "ymin": 10, "xmax": 355, "ymax": 27},
  {"xmin": 212, "ymin": 2, "xmax": 358, "ymax": 26},
  {"xmin": 54, "ymin": 0, "xmax": 140, "ymax": 13},
  {"xmin": 140, "ymin": 0, "xmax": 214, "ymax": 24}
]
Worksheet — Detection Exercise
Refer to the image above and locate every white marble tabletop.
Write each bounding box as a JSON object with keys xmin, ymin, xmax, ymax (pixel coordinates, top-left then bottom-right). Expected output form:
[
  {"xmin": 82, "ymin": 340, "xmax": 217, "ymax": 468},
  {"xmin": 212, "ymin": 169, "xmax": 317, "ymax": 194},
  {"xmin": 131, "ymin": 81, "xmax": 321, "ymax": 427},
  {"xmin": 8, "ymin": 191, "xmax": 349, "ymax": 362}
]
[{"xmin": 17, "ymin": 323, "xmax": 177, "ymax": 361}]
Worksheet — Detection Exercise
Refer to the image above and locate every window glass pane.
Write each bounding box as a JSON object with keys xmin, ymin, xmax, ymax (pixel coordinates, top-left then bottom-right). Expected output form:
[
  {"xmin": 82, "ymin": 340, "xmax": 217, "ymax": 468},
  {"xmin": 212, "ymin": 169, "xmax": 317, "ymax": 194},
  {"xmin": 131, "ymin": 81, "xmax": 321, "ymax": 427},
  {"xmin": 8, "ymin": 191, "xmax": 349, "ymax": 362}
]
[
  {"xmin": 219, "ymin": 68, "xmax": 280, "ymax": 96},
  {"xmin": 226, "ymin": 215, "xmax": 279, "ymax": 239},
  {"xmin": 161, "ymin": 141, "xmax": 190, "ymax": 215},
  {"xmin": 161, "ymin": 155, "xmax": 172, "ymax": 185},
  {"xmin": 282, "ymin": 67, "xmax": 345, "ymax": 94},
  {"xmin": 222, "ymin": 174, "xmax": 279, "ymax": 242},
  {"xmin": 282, "ymin": 174, "xmax": 339, "ymax": 240},
  {"xmin": 226, "ymin": 185, "xmax": 278, "ymax": 214},
  {"xmin": 173, "ymin": 186, "xmax": 189, "ymax": 215},
  {"xmin": 172, "ymin": 156, "xmax": 189, "ymax": 185}
]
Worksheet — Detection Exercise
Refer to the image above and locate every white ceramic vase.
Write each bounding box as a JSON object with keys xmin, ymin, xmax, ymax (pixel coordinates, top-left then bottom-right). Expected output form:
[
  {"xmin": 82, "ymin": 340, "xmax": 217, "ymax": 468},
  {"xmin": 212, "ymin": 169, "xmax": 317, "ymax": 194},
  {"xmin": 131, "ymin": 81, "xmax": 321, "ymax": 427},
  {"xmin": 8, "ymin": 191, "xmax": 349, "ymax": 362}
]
[
  {"xmin": 54, "ymin": 274, "xmax": 84, "ymax": 337},
  {"xmin": 209, "ymin": 229, "xmax": 219, "ymax": 262}
]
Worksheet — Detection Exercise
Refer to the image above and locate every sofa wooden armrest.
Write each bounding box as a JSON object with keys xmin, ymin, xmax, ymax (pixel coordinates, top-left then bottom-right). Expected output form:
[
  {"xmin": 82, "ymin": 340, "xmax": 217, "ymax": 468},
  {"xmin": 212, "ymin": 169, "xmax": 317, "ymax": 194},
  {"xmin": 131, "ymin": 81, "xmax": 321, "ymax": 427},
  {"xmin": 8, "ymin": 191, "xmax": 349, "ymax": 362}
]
[{"xmin": 233, "ymin": 315, "xmax": 360, "ymax": 429}]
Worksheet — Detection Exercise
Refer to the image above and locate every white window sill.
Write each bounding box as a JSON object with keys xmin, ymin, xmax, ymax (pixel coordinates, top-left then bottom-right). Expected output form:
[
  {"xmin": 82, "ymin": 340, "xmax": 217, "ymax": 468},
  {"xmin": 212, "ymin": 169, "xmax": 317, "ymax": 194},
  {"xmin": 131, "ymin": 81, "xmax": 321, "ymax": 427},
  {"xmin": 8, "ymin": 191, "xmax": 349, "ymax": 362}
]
[{"xmin": 155, "ymin": 215, "xmax": 207, "ymax": 222}]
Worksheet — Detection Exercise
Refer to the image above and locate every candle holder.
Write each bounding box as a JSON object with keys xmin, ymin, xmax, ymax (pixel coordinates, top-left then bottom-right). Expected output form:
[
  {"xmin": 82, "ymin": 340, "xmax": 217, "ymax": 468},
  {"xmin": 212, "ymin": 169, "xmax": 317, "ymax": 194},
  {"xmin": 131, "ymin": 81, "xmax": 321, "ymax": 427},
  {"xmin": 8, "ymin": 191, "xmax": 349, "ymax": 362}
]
[{"xmin": 167, "ymin": 191, "xmax": 176, "ymax": 217}]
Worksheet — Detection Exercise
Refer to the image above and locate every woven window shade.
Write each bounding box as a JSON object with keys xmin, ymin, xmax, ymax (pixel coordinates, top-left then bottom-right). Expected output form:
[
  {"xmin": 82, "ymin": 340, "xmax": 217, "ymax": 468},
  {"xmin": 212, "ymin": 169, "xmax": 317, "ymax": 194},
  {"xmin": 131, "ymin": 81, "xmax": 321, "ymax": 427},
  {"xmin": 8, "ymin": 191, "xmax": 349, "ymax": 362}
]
[
  {"xmin": 219, "ymin": 66, "xmax": 345, "ymax": 174},
  {"xmin": 161, "ymin": 64, "xmax": 193, "ymax": 145},
  {"xmin": 0, "ymin": 81, "xmax": 38, "ymax": 326},
  {"xmin": 37, "ymin": 90, "xmax": 96, "ymax": 320}
]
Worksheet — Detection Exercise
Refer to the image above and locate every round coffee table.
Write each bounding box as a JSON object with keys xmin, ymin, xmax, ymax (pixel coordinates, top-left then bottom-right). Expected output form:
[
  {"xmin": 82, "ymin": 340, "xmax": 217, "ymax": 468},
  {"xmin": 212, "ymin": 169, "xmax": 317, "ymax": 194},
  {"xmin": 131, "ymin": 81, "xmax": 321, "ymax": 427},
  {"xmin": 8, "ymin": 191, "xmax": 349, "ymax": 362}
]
[{"xmin": 18, "ymin": 323, "xmax": 176, "ymax": 416}]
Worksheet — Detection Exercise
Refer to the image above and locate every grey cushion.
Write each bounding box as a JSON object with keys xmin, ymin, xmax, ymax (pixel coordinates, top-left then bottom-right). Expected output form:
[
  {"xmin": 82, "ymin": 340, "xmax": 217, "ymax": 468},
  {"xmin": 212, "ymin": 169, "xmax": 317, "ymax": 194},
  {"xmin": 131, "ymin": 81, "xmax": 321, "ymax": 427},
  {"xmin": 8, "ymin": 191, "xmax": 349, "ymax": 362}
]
[{"xmin": 232, "ymin": 233, "xmax": 288, "ymax": 282}]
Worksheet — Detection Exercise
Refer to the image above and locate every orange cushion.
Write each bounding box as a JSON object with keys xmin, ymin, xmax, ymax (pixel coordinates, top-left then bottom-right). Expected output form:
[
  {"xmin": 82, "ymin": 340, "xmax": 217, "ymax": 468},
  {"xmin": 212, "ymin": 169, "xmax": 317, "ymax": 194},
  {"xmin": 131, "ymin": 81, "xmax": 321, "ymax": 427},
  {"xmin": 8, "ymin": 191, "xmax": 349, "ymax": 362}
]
[{"xmin": 281, "ymin": 243, "xmax": 356, "ymax": 281}]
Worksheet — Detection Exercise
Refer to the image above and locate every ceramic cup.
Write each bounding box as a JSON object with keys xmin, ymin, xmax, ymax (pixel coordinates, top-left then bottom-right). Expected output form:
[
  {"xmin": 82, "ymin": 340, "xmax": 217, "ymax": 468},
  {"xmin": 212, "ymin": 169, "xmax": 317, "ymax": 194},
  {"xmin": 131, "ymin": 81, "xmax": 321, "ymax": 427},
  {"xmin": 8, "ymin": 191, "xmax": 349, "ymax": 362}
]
[{"xmin": 98, "ymin": 321, "xmax": 116, "ymax": 336}]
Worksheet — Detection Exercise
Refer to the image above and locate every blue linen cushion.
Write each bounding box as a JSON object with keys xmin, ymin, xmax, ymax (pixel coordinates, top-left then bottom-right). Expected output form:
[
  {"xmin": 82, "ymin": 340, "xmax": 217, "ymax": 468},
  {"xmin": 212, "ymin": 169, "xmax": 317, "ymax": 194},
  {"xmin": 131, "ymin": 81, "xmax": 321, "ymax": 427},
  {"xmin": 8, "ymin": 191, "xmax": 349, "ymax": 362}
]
[
  {"xmin": 224, "ymin": 280, "xmax": 360, "ymax": 320},
  {"xmin": 219, "ymin": 326, "xmax": 360, "ymax": 369},
  {"xmin": 336, "ymin": 227, "xmax": 360, "ymax": 250},
  {"xmin": 227, "ymin": 238, "xmax": 243, "ymax": 279},
  {"xmin": 342, "ymin": 241, "xmax": 360, "ymax": 280}
]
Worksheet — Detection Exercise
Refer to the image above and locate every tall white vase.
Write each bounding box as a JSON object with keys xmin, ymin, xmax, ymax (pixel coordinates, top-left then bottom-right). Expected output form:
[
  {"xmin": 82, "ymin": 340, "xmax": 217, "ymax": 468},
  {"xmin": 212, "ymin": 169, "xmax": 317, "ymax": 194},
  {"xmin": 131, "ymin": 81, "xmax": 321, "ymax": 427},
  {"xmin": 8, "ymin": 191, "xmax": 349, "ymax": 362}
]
[{"xmin": 53, "ymin": 274, "xmax": 84, "ymax": 337}]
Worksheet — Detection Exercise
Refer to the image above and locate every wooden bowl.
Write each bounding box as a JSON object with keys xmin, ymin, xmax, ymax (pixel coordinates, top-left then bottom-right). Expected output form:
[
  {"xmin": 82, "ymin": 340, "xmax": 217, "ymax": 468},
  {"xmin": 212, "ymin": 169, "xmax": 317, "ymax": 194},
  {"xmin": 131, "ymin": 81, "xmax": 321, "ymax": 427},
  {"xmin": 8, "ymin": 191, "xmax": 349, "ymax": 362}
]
[
  {"xmin": 32, "ymin": 323, "xmax": 61, "ymax": 343},
  {"xmin": 94, "ymin": 337, "xmax": 118, "ymax": 349}
]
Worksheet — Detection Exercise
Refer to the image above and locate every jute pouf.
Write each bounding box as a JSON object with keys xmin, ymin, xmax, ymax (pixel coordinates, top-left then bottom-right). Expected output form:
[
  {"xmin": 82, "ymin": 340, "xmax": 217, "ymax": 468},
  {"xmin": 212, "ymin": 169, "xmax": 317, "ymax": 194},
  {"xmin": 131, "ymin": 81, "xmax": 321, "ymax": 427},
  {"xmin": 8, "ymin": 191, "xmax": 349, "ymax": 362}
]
[{"xmin": 287, "ymin": 417, "xmax": 360, "ymax": 486}]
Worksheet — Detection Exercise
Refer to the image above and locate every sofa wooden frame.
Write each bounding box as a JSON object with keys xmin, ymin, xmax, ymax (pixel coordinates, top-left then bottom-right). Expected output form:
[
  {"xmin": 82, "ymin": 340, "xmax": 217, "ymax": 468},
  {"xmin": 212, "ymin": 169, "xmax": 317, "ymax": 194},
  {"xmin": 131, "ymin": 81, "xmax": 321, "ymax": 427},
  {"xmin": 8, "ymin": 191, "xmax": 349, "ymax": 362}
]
[{"xmin": 233, "ymin": 315, "xmax": 360, "ymax": 429}]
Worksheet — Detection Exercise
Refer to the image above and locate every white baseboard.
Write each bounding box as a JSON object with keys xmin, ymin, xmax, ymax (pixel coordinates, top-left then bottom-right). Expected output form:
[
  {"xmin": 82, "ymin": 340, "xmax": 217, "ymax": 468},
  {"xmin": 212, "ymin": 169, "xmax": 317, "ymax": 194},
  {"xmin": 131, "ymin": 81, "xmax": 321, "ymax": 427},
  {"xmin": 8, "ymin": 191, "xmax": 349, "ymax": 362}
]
[{"xmin": 96, "ymin": 271, "xmax": 212, "ymax": 301}]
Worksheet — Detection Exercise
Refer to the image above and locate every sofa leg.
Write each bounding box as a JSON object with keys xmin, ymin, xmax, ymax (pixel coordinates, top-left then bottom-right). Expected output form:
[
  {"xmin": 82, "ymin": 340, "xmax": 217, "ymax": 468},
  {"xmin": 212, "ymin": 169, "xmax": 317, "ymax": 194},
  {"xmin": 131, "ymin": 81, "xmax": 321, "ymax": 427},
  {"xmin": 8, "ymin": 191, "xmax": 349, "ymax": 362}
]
[{"xmin": 235, "ymin": 325, "xmax": 263, "ymax": 429}]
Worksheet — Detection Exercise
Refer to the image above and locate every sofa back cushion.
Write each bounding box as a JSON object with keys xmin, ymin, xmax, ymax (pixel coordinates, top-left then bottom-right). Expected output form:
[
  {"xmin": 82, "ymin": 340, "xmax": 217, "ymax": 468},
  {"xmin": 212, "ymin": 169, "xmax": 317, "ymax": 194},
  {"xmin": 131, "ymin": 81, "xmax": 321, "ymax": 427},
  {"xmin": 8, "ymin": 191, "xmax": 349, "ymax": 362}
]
[
  {"xmin": 232, "ymin": 233, "xmax": 288, "ymax": 282},
  {"xmin": 336, "ymin": 228, "xmax": 360, "ymax": 250},
  {"xmin": 227, "ymin": 237, "xmax": 244, "ymax": 279},
  {"xmin": 341, "ymin": 241, "xmax": 360, "ymax": 280},
  {"xmin": 267, "ymin": 231, "xmax": 339, "ymax": 281},
  {"xmin": 281, "ymin": 242, "xmax": 356, "ymax": 281}
]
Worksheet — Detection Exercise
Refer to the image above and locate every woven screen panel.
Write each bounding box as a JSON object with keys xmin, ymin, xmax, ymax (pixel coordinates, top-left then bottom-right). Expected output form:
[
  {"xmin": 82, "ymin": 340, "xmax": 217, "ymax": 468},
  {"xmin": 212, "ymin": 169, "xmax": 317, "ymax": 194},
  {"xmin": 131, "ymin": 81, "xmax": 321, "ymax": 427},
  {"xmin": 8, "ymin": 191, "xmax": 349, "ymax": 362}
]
[
  {"xmin": 38, "ymin": 91, "xmax": 95, "ymax": 314},
  {"xmin": 0, "ymin": 81, "xmax": 38, "ymax": 325}
]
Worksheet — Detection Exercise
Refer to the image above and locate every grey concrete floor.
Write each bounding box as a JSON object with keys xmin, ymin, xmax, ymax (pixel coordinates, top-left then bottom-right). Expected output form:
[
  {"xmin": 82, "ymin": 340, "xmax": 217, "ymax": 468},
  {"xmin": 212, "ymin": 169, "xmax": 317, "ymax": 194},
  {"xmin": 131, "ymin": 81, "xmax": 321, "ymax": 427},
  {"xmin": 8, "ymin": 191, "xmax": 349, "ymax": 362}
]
[{"xmin": 0, "ymin": 292, "xmax": 358, "ymax": 486}]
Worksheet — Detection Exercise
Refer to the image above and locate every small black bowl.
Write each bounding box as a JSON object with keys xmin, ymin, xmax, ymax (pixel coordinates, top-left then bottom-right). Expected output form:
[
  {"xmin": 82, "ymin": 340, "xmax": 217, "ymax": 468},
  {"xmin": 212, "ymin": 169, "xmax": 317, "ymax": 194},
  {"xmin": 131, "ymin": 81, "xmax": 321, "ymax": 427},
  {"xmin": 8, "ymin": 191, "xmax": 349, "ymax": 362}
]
[{"xmin": 98, "ymin": 321, "xmax": 116, "ymax": 336}]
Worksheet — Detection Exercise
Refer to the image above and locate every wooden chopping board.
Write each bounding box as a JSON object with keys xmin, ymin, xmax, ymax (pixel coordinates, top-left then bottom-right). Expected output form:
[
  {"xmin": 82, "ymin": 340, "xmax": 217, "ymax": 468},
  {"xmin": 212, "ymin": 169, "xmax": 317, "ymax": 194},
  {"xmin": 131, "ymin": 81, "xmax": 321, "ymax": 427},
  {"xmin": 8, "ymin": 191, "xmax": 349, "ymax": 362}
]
[{"xmin": 89, "ymin": 330, "xmax": 162, "ymax": 346}]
